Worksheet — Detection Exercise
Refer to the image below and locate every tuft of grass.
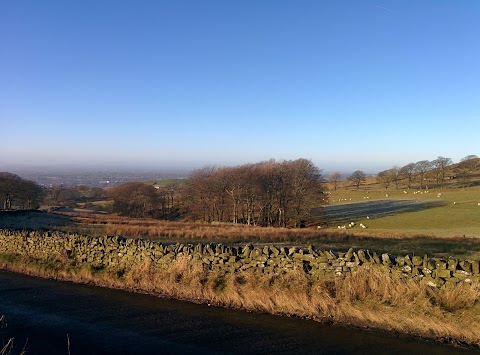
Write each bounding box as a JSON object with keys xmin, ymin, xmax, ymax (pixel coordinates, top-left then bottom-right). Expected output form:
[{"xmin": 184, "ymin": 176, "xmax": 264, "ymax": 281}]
[{"xmin": 1, "ymin": 315, "xmax": 27, "ymax": 355}]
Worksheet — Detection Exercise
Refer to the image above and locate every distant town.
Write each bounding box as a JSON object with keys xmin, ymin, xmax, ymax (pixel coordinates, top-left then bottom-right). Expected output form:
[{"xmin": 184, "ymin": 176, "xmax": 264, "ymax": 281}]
[{"xmin": 7, "ymin": 169, "xmax": 188, "ymax": 188}]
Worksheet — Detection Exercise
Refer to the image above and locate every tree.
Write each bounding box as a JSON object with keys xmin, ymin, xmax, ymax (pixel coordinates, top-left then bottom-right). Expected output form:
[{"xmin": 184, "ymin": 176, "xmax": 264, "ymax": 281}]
[
  {"xmin": 348, "ymin": 170, "xmax": 366, "ymax": 189},
  {"xmin": 183, "ymin": 159, "xmax": 326, "ymax": 227},
  {"xmin": 328, "ymin": 172, "xmax": 341, "ymax": 191},
  {"xmin": 414, "ymin": 160, "xmax": 431, "ymax": 189},
  {"xmin": 390, "ymin": 166, "xmax": 401, "ymax": 189},
  {"xmin": 455, "ymin": 156, "xmax": 480, "ymax": 186},
  {"xmin": 377, "ymin": 170, "xmax": 393, "ymax": 190},
  {"xmin": 288, "ymin": 158, "xmax": 325, "ymax": 227},
  {"xmin": 108, "ymin": 182, "xmax": 160, "ymax": 218},
  {"xmin": 432, "ymin": 156, "xmax": 452, "ymax": 188},
  {"xmin": 399, "ymin": 163, "xmax": 416, "ymax": 189},
  {"xmin": 461, "ymin": 154, "xmax": 478, "ymax": 162},
  {"xmin": 0, "ymin": 172, "xmax": 43, "ymax": 210}
]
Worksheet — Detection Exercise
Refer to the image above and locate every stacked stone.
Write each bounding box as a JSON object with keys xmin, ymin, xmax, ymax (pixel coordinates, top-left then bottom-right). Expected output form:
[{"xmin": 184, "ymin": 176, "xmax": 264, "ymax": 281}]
[{"xmin": 0, "ymin": 230, "xmax": 478, "ymax": 287}]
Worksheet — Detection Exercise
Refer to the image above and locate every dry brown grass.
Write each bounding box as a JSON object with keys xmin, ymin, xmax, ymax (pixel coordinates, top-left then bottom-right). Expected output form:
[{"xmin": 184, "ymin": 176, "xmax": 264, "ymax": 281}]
[
  {"xmin": 56, "ymin": 211, "xmax": 480, "ymax": 258},
  {"xmin": 1, "ymin": 254, "xmax": 479, "ymax": 348},
  {"xmin": 61, "ymin": 211, "xmax": 475, "ymax": 243},
  {"xmin": 60, "ymin": 211, "xmax": 349, "ymax": 242},
  {"xmin": 0, "ymin": 315, "xmax": 26, "ymax": 355}
]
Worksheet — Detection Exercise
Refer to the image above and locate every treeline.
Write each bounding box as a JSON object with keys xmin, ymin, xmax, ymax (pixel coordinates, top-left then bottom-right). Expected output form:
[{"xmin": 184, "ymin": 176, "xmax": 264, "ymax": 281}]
[
  {"xmin": 105, "ymin": 159, "xmax": 327, "ymax": 227},
  {"xmin": 183, "ymin": 159, "xmax": 326, "ymax": 227},
  {"xmin": 376, "ymin": 155, "xmax": 480, "ymax": 190},
  {"xmin": 107, "ymin": 182, "xmax": 178, "ymax": 219},
  {"xmin": 329, "ymin": 154, "xmax": 480, "ymax": 190}
]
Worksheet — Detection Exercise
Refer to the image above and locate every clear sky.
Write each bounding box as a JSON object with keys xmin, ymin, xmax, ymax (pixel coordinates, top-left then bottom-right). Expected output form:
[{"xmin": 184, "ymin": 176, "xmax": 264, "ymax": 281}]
[{"xmin": 1, "ymin": 1, "xmax": 479, "ymax": 174}]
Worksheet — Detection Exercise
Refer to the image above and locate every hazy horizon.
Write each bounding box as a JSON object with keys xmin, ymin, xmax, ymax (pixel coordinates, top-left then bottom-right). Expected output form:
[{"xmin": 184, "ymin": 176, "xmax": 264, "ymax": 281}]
[
  {"xmin": 1, "ymin": 1, "xmax": 479, "ymax": 173},
  {"xmin": 0, "ymin": 160, "xmax": 374, "ymax": 178}
]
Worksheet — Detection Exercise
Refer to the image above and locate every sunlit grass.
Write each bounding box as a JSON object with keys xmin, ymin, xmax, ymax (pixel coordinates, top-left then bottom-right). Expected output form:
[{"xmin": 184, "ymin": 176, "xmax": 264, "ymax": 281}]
[{"xmin": 326, "ymin": 186, "xmax": 480, "ymax": 239}]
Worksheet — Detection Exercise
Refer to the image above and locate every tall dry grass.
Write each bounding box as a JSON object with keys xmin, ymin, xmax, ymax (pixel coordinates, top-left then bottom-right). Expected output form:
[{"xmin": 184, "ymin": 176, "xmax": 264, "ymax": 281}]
[
  {"xmin": 61, "ymin": 211, "xmax": 478, "ymax": 243},
  {"xmin": 57, "ymin": 212, "xmax": 480, "ymax": 258},
  {"xmin": 1, "ymin": 254, "xmax": 479, "ymax": 348},
  {"xmin": 0, "ymin": 315, "xmax": 26, "ymax": 355}
]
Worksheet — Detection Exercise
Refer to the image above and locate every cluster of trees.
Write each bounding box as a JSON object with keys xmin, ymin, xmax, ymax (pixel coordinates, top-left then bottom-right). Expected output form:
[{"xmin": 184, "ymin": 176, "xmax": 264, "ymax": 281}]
[
  {"xmin": 43, "ymin": 185, "xmax": 105, "ymax": 208},
  {"xmin": 183, "ymin": 159, "xmax": 326, "ymax": 227},
  {"xmin": 329, "ymin": 154, "xmax": 479, "ymax": 190},
  {"xmin": 107, "ymin": 182, "xmax": 179, "ymax": 218},
  {"xmin": 455, "ymin": 155, "xmax": 480, "ymax": 185},
  {"xmin": 0, "ymin": 172, "xmax": 43, "ymax": 209}
]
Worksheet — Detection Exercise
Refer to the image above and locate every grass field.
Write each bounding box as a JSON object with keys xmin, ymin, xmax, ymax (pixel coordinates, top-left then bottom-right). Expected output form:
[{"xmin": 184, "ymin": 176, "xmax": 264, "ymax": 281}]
[{"xmin": 324, "ymin": 186, "xmax": 480, "ymax": 239}]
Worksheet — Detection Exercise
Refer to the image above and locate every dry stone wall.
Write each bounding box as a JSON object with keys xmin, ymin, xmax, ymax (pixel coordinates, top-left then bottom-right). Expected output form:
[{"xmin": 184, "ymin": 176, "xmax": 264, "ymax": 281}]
[{"xmin": 0, "ymin": 230, "xmax": 478, "ymax": 288}]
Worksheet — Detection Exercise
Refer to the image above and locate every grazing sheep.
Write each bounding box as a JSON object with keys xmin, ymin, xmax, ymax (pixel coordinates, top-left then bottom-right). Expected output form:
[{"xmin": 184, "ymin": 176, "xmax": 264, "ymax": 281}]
[
  {"xmin": 366, "ymin": 216, "xmax": 369, "ymax": 219},
  {"xmin": 385, "ymin": 194, "xmax": 389, "ymax": 197},
  {"xmin": 403, "ymin": 191, "xmax": 408, "ymax": 194},
  {"xmin": 453, "ymin": 202, "xmax": 456, "ymax": 205},
  {"xmin": 360, "ymin": 223, "xmax": 367, "ymax": 229}
]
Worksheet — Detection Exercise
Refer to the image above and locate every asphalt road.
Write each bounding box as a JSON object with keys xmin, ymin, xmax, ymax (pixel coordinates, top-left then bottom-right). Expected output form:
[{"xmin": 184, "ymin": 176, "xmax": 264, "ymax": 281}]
[{"xmin": 0, "ymin": 270, "xmax": 472, "ymax": 354}]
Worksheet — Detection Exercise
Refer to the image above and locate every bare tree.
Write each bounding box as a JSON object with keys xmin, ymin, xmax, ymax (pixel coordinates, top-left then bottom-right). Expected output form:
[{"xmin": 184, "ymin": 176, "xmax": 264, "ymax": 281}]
[
  {"xmin": 432, "ymin": 156, "xmax": 452, "ymax": 188},
  {"xmin": 390, "ymin": 166, "xmax": 401, "ymax": 189},
  {"xmin": 455, "ymin": 156, "xmax": 480, "ymax": 186},
  {"xmin": 414, "ymin": 160, "xmax": 432, "ymax": 189},
  {"xmin": 377, "ymin": 170, "xmax": 393, "ymax": 190},
  {"xmin": 288, "ymin": 158, "xmax": 325, "ymax": 227},
  {"xmin": 108, "ymin": 182, "xmax": 160, "ymax": 218},
  {"xmin": 399, "ymin": 163, "xmax": 416, "ymax": 189},
  {"xmin": 328, "ymin": 172, "xmax": 341, "ymax": 191},
  {"xmin": 348, "ymin": 170, "xmax": 366, "ymax": 189},
  {"xmin": 183, "ymin": 159, "xmax": 326, "ymax": 227}
]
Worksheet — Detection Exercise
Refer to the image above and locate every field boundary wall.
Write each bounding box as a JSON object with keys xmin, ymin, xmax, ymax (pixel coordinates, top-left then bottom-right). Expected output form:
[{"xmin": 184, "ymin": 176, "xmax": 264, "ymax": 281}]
[{"xmin": 0, "ymin": 230, "xmax": 478, "ymax": 288}]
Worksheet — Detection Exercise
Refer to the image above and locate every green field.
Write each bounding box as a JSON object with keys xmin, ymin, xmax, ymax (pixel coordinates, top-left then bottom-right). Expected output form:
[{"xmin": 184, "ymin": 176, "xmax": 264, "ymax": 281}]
[{"xmin": 325, "ymin": 186, "xmax": 480, "ymax": 239}]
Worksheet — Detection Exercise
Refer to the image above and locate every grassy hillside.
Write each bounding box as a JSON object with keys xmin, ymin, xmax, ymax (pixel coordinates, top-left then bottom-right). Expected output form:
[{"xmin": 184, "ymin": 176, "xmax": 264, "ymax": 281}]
[{"xmin": 325, "ymin": 186, "xmax": 480, "ymax": 239}]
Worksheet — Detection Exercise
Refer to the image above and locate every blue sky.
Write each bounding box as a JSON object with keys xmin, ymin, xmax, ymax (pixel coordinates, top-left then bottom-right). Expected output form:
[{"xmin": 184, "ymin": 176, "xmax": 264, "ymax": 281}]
[{"xmin": 1, "ymin": 1, "xmax": 479, "ymax": 173}]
